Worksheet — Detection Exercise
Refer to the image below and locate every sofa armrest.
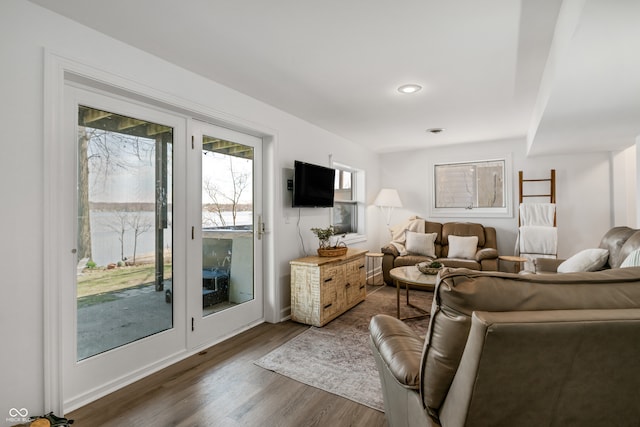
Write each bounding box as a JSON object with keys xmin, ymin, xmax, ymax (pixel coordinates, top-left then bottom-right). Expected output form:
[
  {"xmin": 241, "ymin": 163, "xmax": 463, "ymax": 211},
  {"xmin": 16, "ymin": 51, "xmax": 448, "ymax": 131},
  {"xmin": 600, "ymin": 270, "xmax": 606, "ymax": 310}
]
[
  {"xmin": 535, "ymin": 257, "xmax": 564, "ymax": 273},
  {"xmin": 475, "ymin": 248, "xmax": 498, "ymax": 262},
  {"xmin": 369, "ymin": 314, "xmax": 423, "ymax": 388},
  {"xmin": 381, "ymin": 243, "xmax": 400, "ymax": 257}
]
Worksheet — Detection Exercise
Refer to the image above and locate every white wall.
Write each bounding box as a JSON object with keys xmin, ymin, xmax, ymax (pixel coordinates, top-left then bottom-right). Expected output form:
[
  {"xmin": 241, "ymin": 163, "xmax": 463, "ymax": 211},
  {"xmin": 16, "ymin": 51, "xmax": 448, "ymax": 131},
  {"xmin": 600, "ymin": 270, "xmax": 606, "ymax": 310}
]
[
  {"xmin": 0, "ymin": 0, "xmax": 381, "ymax": 422},
  {"xmin": 378, "ymin": 137, "xmax": 635, "ymax": 259}
]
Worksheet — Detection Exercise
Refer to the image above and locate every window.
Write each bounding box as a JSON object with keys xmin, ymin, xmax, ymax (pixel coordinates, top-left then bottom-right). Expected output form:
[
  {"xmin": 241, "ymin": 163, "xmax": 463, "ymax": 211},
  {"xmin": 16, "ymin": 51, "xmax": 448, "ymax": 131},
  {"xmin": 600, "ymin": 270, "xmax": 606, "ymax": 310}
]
[
  {"xmin": 332, "ymin": 163, "xmax": 365, "ymax": 241},
  {"xmin": 430, "ymin": 156, "xmax": 512, "ymax": 218}
]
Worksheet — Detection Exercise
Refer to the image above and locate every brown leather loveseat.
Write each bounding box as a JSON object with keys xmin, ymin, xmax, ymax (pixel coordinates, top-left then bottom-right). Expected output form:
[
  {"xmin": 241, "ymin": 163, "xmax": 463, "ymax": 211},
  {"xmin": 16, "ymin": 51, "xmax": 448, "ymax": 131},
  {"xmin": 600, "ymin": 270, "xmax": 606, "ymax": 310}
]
[
  {"xmin": 381, "ymin": 221, "xmax": 498, "ymax": 285},
  {"xmin": 369, "ymin": 267, "xmax": 640, "ymax": 426}
]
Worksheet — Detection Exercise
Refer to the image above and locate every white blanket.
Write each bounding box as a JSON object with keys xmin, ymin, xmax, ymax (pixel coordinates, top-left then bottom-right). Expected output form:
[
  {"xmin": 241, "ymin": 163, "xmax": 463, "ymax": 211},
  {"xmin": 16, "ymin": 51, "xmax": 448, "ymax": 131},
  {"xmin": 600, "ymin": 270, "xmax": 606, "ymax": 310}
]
[
  {"xmin": 519, "ymin": 203, "xmax": 555, "ymax": 226},
  {"xmin": 517, "ymin": 225, "xmax": 557, "ymax": 255},
  {"xmin": 388, "ymin": 216, "xmax": 425, "ymax": 256}
]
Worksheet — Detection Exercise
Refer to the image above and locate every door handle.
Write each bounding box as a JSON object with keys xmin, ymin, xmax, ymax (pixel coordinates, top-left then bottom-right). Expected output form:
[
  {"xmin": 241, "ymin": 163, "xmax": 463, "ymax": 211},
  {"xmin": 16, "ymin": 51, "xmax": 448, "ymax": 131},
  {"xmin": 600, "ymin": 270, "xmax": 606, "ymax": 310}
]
[{"xmin": 258, "ymin": 215, "xmax": 265, "ymax": 240}]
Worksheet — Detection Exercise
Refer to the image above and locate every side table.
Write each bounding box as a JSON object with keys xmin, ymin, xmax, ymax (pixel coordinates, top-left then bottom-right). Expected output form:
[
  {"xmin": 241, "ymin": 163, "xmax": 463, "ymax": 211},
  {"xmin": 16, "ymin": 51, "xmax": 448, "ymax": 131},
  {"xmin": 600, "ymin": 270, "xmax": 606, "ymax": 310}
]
[
  {"xmin": 499, "ymin": 255, "xmax": 528, "ymax": 273},
  {"xmin": 365, "ymin": 252, "xmax": 385, "ymax": 285}
]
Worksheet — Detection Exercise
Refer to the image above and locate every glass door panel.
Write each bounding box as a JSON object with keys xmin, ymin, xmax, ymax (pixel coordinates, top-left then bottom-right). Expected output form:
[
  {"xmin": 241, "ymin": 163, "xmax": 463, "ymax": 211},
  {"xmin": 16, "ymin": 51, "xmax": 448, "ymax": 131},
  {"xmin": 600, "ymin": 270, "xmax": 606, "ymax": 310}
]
[
  {"xmin": 76, "ymin": 105, "xmax": 173, "ymax": 360},
  {"xmin": 188, "ymin": 121, "xmax": 262, "ymax": 350},
  {"xmin": 201, "ymin": 136, "xmax": 254, "ymax": 317}
]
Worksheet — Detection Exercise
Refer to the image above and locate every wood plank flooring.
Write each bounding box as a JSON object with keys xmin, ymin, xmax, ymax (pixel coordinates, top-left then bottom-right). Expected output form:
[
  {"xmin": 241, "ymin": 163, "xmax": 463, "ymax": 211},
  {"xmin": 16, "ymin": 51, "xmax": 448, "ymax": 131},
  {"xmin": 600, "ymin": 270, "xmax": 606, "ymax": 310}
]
[{"xmin": 67, "ymin": 320, "xmax": 388, "ymax": 427}]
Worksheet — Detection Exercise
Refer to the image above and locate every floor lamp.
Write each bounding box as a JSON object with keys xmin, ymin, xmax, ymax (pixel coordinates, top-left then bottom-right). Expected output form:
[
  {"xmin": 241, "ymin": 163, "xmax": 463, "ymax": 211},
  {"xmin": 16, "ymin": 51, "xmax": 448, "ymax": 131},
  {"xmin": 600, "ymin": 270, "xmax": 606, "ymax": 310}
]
[{"xmin": 374, "ymin": 188, "xmax": 403, "ymax": 226}]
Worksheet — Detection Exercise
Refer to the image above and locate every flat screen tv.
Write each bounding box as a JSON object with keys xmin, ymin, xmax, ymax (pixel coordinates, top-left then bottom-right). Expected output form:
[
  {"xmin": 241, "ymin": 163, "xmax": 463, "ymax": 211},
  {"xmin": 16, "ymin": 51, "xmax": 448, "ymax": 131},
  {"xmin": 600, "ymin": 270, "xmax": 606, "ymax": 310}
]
[{"xmin": 292, "ymin": 160, "xmax": 336, "ymax": 208}]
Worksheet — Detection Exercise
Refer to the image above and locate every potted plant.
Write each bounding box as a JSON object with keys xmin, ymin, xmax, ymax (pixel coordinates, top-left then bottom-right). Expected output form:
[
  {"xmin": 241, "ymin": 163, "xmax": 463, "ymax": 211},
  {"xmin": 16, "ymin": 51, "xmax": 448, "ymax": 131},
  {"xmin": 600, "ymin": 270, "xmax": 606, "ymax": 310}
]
[
  {"xmin": 417, "ymin": 260, "xmax": 443, "ymax": 275},
  {"xmin": 311, "ymin": 226, "xmax": 348, "ymax": 257}
]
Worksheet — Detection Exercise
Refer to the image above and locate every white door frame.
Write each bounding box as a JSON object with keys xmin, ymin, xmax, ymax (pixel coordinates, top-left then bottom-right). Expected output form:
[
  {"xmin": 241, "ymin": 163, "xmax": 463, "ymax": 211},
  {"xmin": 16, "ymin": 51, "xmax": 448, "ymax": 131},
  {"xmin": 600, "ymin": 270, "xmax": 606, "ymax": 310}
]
[{"xmin": 43, "ymin": 51, "xmax": 278, "ymax": 415}]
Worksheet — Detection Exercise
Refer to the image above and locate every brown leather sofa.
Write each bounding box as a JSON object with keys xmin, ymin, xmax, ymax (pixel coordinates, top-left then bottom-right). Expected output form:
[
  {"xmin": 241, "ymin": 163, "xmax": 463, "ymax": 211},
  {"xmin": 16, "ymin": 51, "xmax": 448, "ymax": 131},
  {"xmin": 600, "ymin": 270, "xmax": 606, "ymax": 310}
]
[
  {"xmin": 536, "ymin": 225, "xmax": 640, "ymax": 272},
  {"xmin": 369, "ymin": 267, "xmax": 640, "ymax": 426},
  {"xmin": 381, "ymin": 221, "xmax": 498, "ymax": 285}
]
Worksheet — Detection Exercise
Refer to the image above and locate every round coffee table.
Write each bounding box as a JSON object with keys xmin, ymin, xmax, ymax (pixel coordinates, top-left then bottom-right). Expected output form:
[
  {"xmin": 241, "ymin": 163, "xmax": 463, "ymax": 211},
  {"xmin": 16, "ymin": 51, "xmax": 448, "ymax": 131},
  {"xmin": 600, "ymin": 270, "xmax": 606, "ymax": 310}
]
[{"xmin": 389, "ymin": 266, "xmax": 437, "ymax": 320}]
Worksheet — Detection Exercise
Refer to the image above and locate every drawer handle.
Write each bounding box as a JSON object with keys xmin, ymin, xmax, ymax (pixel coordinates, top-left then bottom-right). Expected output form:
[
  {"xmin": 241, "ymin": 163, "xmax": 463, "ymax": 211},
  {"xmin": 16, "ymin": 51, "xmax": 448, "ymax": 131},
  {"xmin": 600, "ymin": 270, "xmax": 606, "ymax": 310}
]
[
  {"xmin": 324, "ymin": 277, "xmax": 333, "ymax": 283},
  {"xmin": 345, "ymin": 283, "xmax": 351, "ymax": 288},
  {"xmin": 324, "ymin": 303, "xmax": 332, "ymax": 309},
  {"xmin": 359, "ymin": 265, "xmax": 365, "ymax": 269},
  {"xmin": 359, "ymin": 285, "xmax": 365, "ymax": 290}
]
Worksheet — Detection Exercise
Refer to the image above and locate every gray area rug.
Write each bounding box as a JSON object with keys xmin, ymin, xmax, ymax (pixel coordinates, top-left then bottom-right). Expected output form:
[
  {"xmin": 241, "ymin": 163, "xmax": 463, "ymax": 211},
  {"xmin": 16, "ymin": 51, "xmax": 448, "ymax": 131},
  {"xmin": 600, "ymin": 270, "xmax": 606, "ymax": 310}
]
[{"xmin": 254, "ymin": 285, "xmax": 433, "ymax": 411}]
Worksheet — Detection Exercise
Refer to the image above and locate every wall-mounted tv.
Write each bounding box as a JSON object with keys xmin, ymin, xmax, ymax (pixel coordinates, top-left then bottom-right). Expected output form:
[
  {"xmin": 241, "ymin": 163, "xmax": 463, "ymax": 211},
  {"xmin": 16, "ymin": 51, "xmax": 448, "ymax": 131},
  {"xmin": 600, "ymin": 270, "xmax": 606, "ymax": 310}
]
[{"xmin": 292, "ymin": 160, "xmax": 336, "ymax": 208}]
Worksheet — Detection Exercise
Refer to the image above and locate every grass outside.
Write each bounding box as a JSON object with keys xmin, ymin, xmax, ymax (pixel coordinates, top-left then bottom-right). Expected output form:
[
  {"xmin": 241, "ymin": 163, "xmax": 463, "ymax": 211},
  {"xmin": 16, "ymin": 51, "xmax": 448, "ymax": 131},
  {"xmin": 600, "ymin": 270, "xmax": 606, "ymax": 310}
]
[{"xmin": 77, "ymin": 263, "xmax": 173, "ymax": 298}]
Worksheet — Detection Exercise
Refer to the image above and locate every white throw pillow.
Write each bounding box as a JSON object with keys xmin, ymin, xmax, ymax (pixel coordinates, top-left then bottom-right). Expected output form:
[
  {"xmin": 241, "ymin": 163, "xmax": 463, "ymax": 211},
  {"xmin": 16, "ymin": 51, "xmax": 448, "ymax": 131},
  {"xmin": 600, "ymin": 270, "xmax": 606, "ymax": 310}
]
[
  {"xmin": 621, "ymin": 249, "xmax": 640, "ymax": 268},
  {"xmin": 405, "ymin": 231, "xmax": 437, "ymax": 258},
  {"xmin": 447, "ymin": 235, "xmax": 478, "ymax": 259},
  {"xmin": 557, "ymin": 248, "xmax": 609, "ymax": 273}
]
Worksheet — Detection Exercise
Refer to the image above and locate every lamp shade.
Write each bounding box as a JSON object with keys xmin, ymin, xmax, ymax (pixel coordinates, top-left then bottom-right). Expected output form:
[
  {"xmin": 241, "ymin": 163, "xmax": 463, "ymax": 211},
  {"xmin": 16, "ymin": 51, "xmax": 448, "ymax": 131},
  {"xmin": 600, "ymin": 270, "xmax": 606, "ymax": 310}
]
[{"xmin": 374, "ymin": 188, "xmax": 403, "ymax": 208}]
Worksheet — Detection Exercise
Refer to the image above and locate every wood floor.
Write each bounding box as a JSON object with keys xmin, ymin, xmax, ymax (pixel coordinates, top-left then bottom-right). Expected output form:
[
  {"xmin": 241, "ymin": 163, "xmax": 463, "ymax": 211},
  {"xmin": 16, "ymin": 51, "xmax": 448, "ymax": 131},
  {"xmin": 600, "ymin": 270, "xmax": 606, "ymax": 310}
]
[{"xmin": 67, "ymin": 320, "xmax": 388, "ymax": 427}]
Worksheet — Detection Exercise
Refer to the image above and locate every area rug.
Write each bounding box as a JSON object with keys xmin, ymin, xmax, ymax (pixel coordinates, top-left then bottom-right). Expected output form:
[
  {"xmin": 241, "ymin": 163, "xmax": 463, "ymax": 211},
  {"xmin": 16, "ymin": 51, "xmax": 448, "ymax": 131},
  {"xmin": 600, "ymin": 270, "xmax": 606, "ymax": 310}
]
[{"xmin": 254, "ymin": 285, "xmax": 433, "ymax": 412}]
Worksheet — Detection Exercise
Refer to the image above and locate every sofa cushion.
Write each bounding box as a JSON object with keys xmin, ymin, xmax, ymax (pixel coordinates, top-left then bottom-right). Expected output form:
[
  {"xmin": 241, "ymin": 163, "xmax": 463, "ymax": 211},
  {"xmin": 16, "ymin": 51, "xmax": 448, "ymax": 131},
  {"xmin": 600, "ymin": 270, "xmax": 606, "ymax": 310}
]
[
  {"xmin": 421, "ymin": 267, "xmax": 640, "ymax": 412},
  {"xmin": 442, "ymin": 222, "xmax": 486, "ymax": 247},
  {"xmin": 447, "ymin": 235, "xmax": 478, "ymax": 259},
  {"xmin": 557, "ymin": 248, "xmax": 609, "ymax": 273},
  {"xmin": 405, "ymin": 231, "xmax": 437, "ymax": 257},
  {"xmin": 394, "ymin": 255, "xmax": 433, "ymax": 268}
]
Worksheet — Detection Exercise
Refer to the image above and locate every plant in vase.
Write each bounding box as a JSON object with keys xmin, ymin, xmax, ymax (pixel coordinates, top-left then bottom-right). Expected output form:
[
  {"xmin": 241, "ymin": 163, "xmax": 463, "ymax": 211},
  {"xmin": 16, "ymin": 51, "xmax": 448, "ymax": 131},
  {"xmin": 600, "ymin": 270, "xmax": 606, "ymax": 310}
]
[
  {"xmin": 311, "ymin": 226, "xmax": 348, "ymax": 256},
  {"xmin": 417, "ymin": 260, "xmax": 443, "ymax": 274}
]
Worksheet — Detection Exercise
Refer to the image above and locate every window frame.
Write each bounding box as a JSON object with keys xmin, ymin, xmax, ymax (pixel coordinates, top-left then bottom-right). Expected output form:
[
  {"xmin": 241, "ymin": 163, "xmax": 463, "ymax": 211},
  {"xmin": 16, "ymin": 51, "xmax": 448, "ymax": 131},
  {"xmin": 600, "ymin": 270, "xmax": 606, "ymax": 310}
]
[
  {"xmin": 428, "ymin": 154, "xmax": 513, "ymax": 218},
  {"xmin": 332, "ymin": 161, "xmax": 366, "ymax": 244}
]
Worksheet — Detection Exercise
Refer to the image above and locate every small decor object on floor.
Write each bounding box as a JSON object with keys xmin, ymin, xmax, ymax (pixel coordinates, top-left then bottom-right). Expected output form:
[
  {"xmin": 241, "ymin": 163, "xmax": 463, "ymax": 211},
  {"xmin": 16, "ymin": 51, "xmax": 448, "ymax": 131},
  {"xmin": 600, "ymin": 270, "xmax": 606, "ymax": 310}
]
[
  {"xmin": 417, "ymin": 261, "xmax": 442, "ymax": 275},
  {"xmin": 28, "ymin": 412, "xmax": 74, "ymax": 427},
  {"xmin": 311, "ymin": 225, "xmax": 348, "ymax": 257}
]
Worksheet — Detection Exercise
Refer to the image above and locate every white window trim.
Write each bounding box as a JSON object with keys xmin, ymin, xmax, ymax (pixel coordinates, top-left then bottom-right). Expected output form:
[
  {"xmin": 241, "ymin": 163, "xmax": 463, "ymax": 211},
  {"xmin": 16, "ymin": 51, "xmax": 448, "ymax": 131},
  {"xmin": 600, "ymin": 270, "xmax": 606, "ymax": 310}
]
[
  {"xmin": 332, "ymin": 161, "xmax": 366, "ymax": 244},
  {"xmin": 428, "ymin": 154, "xmax": 513, "ymax": 218}
]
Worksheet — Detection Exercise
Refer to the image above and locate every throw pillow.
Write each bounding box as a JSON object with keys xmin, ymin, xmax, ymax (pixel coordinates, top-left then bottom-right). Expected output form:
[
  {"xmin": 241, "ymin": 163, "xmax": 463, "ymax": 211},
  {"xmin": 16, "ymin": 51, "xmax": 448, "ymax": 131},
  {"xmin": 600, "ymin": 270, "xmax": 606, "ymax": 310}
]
[
  {"xmin": 447, "ymin": 235, "xmax": 478, "ymax": 259},
  {"xmin": 557, "ymin": 248, "xmax": 609, "ymax": 273},
  {"xmin": 621, "ymin": 248, "xmax": 640, "ymax": 268},
  {"xmin": 405, "ymin": 230, "xmax": 437, "ymax": 257}
]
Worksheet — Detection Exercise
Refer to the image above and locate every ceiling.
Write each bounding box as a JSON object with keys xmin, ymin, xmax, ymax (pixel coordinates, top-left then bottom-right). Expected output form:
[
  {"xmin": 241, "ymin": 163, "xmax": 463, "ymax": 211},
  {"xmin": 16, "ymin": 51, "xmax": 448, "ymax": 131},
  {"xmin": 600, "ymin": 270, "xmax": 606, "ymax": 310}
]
[{"xmin": 28, "ymin": 0, "xmax": 640, "ymax": 156}]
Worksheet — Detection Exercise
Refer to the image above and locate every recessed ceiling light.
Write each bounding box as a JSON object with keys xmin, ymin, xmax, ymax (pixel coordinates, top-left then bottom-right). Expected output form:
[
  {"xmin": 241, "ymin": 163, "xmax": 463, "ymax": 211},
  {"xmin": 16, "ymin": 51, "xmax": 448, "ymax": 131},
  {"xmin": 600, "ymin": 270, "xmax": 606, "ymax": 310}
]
[
  {"xmin": 426, "ymin": 128, "xmax": 445, "ymax": 134},
  {"xmin": 397, "ymin": 84, "xmax": 422, "ymax": 94}
]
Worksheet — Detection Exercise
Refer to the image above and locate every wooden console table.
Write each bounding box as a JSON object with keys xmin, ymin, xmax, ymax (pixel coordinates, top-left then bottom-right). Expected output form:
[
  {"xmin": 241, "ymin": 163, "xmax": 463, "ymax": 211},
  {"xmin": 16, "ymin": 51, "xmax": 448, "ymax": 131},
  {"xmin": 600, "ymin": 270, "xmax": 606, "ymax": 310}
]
[{"xmin": 290, "ymin": 248, "xmax": 367, "ymax": 326}]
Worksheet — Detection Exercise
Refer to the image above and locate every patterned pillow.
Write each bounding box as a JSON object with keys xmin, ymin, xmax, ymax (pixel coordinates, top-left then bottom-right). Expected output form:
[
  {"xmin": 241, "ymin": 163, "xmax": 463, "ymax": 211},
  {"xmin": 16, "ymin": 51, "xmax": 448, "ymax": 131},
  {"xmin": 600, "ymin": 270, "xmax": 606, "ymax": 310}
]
[{"xmin": 620, "ymin": 249, "xmax": 640, "ymax": 268}]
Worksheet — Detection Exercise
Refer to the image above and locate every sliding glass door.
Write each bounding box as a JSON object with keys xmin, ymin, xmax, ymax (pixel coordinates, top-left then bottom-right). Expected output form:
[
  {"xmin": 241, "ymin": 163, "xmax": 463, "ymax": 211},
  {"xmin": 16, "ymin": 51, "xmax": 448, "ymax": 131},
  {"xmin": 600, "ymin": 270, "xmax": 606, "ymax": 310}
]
[{"xmin": 60, "ymin": 85, "xmax": 264, "ymax": 410}]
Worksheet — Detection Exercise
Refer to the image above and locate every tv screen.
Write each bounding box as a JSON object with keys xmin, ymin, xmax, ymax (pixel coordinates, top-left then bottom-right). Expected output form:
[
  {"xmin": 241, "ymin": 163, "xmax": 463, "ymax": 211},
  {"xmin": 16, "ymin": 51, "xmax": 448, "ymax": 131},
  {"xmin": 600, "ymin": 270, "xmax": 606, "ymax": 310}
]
[{"xmin": 292, "ymin": 160, "xmax": 336, "ymax": 208}]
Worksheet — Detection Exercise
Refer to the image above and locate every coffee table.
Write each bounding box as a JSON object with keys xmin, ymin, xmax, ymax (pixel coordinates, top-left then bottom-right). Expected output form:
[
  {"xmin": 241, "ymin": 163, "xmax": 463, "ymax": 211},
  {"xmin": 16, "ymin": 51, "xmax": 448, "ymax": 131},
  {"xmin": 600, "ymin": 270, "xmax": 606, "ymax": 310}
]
[{"xmin": 389, "ymin": 266, "xmax": 437, "ymax": 320}]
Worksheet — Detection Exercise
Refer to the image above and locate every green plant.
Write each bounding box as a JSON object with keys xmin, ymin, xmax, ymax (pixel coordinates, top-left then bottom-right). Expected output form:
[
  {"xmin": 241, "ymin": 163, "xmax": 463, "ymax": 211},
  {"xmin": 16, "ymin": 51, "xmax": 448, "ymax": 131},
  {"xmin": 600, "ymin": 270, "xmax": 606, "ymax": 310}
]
[
  {"xmin": 311, "ymin": 226, "xmax": 335, "ymax": 249},
  {"xmin": 428, "ymin": 261, "xmax": 442, "ymax": 268},
  {"xmin": 86, "ymin": 259, "xmax": 97, "ymax": 269},
  {"xmin": 311, "ymin": 226, "xmax": 346, "ymax": 249}
]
